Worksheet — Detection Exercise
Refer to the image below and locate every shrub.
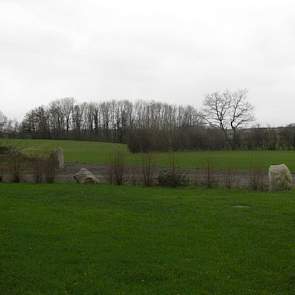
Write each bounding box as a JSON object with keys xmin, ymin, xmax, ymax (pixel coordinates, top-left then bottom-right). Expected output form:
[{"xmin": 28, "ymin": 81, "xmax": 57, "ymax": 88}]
[
  {"xmin": 141, "ymin": 153, "xmax": 155, "ymax": 186},
  {"xmin": 203, "ymin": 160, "xmax": 216, "ymax": 188},
  {"xmin": 0, "ymin": 145, "xmax": 13, "ymax": 155},
  {"xmin": 224, "ymin": 168, "xmax": 235, "ymax": 189},
  {"xmin": 7, "ymin": 149, "xmax": 24, "ymax": 183},
  {"xmin": 248, "ymin": 168, "xmax": 267, "ymax": 191},
  {"xmin": 158, "ymin": 169, "xmax": 188, "ymax": 187},
  {"xmin": 31, "ymin": 157, "xmax": 44, "ymax": 183},
  {"xmin": 127, "ymin": 128, "xmax": 171, "ymax": 153},
  {"xmin": 27, "ymin": 151, "xmax": 58, "ymax": 184},
  {"xmin": 107, "ymin": 150, "xmax": 126, "ymax": 185},
  {"xmin": 44, "ymin": 152, "xmax": 58, "ymax": 183},
  {"xmin": 158, "ymin": 153, "xmax": 188, "ymax": 187}
]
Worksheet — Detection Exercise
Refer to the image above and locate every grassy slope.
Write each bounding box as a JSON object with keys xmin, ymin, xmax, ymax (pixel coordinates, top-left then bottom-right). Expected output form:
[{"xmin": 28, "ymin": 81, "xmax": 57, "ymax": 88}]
[
  {"xmin": 1, "ymin": 139, "xmax": 295, "ymax": 171},
  {"xmin": 0, "ymin": 184, "xmax": 294, "ymax": 294}
]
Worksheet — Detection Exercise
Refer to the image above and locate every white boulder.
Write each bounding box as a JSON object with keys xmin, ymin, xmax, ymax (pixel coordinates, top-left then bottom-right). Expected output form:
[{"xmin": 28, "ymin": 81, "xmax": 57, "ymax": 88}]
[
  {"xmin": 73, "ymin": 168, "xmax": 99, "ymax": 184},
  {"xmin": 268, "ymin": 164, "xmax": 293, "ymax": 191}
]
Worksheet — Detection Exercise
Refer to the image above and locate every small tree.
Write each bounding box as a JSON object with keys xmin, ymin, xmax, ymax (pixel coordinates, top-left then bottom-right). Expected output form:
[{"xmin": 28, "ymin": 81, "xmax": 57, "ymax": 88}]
[
  {"xmin": 7, "ymin": 147, "xmax": 24, "ymax": 183},
  {"xmin": 31, "ymin": 157, "xmax": 44, "ymax": 183},
  {"xmin": 44, "ymin": 152, "xmax": 58, "ymax": 183},
  {"xmin": 204, "ymin": 159, "xmax": 215, "ymax": 188},
  {"xmin": 108, "ymin": 150, "xmax": 126, "ymax": 185},
  {"xmin": 141, "ymin": 152, "xmax": 154, "ymax": 186}
]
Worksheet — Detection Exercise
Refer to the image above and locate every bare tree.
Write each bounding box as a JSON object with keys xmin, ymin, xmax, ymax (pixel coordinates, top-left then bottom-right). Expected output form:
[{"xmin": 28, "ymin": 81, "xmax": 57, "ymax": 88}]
[
  {"xmin": 60, "ymin": 97, "xmax": 74, "ymax": 134},
  {"xmin": 141, "ymin": 152, "xmax": 154, "ymax": 186},
  {"xmin": 203, "ymin": 89, "xmax": 254, "ymax": 149},
  {"xmin": 0, "ymin": 110, "xmax": 7, "ymax": 132}
]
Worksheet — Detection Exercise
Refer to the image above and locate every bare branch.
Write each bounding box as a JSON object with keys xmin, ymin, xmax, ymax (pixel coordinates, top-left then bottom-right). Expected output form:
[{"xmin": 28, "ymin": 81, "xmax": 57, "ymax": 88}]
[{"xmin": 202, "ymin": 89, "xmax": 255, "ymax": 148}]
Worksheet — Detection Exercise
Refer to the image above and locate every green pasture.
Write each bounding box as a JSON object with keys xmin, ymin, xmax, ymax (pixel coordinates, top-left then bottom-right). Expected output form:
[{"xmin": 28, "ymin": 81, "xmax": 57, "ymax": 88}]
[
  {"xmin": 1, "ymin": 139, "xmax": 295, "ymax": 171},
  {"xmin": 0, "ymin": 184, "xmax": 294, "ymax": 294}
]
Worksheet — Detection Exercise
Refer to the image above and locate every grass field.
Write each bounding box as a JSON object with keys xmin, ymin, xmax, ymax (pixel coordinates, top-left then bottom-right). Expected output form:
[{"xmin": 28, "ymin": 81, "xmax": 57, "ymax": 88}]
[
  {"xmin": 1, "ymin": 138, "xmax": 295, "ymax": 171},
  {"xmin": 0, "ymin": 184, "xmax": 294, "ymax": 294}
]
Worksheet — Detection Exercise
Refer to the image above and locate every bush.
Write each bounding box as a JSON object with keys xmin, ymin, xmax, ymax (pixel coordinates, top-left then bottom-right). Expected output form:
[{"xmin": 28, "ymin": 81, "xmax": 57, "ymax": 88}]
[
  {"xmin": 127, "ymin": 128, "xmax": 171, "ymax": 153},
  {"xmin": 224, "ymin": 168, "xmax": 235, "ymax": 189},
  {"xmin": 31, "ymin": 157, "xmax": 44, "ymax": 183},
  {"xmin": 7, "ymin": 149, "xmax": 25, "ymax": 183},
  {"xmin": 107, "ymin": 150, "xmax": 126, "ymax": 185},
  {"xmin": 44, "ymin": 152, "xmax": 58, "ymax": 183},
  {"xmin": 141, "ymin": 153, "xmax": 155, "ymax": 186},
  {"xmin": 202, "ymin": 160, "xmax": 216, "ymax": 188},
  {"xmin": 248, "ymin": 168, "xmax": 267, "ymax": 191},
  {"xmin": 0, "ymin": 145, "xmax": 13, "ymax": 155},
  {"xmin": 158, "ymin": 169, "xmax": 188, "ymax": 187},
  {"xmin": 28, "ymin": 152, "xmax": 58, "ymax": 184},
  {"xmin": 158, "ymin": 151, "xmax": 189, "ymax": 187}
]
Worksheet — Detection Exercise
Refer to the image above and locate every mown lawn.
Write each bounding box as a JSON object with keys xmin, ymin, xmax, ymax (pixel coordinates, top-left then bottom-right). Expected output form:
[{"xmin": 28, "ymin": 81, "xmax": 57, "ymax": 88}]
[
  {"xmin": 0, "ymin": 184, "xmax": 294, "ymax": 294},
  {"xmin": 1, "ymin": 139, "xmax": 295, "ymax": 171}
]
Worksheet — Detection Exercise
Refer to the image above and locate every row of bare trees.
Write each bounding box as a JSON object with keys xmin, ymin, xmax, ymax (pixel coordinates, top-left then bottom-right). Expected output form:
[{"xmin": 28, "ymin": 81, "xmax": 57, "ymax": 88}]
[
  {"xmin": 20, "ymin": 98, "xmax": 204, "ymax": 143},
  {"xmin": 2, "ymin": 89, "xmax": 295, "ymax": 151},
  {"xmin": 105, "ymin": 151, "xmax": 268, "ymax": 190}
]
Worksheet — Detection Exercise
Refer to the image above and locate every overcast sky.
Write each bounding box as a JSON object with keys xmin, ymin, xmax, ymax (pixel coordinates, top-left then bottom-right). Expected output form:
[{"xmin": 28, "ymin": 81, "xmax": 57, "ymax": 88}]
[{"xmin": 0, "ymin": 0, "xmax": 295, "ymax": 125}]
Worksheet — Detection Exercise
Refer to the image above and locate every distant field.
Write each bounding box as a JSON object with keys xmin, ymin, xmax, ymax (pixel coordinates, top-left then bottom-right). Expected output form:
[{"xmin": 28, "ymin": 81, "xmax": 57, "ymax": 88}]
[
  {"xmin": 0, "ymin": 184, "xmax": 294, "ymax": 294},
  {"xmin": 1, "ymin": 139, "xmax": 295, "ymax": 171}
]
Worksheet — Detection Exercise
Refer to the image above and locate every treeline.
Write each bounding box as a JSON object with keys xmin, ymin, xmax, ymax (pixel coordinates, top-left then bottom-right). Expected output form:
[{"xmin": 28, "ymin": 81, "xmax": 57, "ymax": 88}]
[
  {"xmin": 19, "ymin": 98, "xmax": 204, "ymax": 143},
  {"xmin": 1, "ymin": 94, "xmax": 295, "ymax": 152},
  {"xmin": 128, "ymin": 125, "xmax": 295, "ymax": 152}
]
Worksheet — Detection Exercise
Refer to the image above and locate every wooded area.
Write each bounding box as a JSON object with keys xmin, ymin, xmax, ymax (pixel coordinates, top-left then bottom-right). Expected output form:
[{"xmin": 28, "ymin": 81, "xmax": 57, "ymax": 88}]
[{"xmin": 1, "ymin": 91, "xmax": 295, "ymax": 152}]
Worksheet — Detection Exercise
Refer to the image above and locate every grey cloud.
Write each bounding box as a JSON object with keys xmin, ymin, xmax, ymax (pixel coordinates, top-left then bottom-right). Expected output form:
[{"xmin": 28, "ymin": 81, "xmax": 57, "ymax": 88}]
[{"xmin": 0, "ymin": 0, "xmax": 295, "ymax": 125}]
